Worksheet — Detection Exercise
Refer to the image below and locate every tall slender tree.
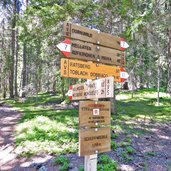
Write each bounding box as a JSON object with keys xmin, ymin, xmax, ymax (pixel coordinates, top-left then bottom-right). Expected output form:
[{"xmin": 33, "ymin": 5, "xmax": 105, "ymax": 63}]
[
  {"xmin": 21, "ymin": 0, "xmax": 28, "ymax": 97},
  {"xmin": 14, "ymin": 0, "xmax": 21, "ymax": 97},
  {"xmin": 168, "ymin": 28, "xmax": 171, "ymax": 99},
  {"xmin": 9, "ymin": 0, "xmax": 17, "ymax": 98}
]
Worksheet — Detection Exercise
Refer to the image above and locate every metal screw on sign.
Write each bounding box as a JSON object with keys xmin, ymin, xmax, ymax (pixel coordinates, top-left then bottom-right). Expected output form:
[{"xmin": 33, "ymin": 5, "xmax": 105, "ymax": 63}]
[
  {"xmin": 95, "ymin": 128, "xmax": 98, "ymax": 132},
  {"xmin": 95, "ymin": 150, "xmax": 98, "ymax": 154}
]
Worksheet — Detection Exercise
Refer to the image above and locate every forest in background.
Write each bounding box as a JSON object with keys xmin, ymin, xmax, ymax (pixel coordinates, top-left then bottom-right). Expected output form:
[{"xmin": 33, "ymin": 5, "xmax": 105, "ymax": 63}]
[{"xmin": 0, "ymin": 0, "xmax": 171, "ymax": 100}]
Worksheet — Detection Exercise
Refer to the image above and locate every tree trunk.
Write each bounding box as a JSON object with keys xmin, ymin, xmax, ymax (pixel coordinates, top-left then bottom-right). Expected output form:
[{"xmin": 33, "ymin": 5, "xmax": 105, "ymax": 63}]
[
  {"xmin": 21, "ymin": 43, "xmax": 27, "ymax": 97},
  {"xmin": 36, "ymin": 39, "xmax": 41, "ymax": 93},
  {"xmin": 167, "ymin": 28, "xmax": 171, "ymax": 100},
  {"xmin": 111, "ymin": 90, "xmax": 117, "ymax": 115},
  {"xmin": 157, "ymin": 58, "xmax": 160, "ymax": 106},
  {"xmin": 139, "ymin": 54, "xmax": 144, "ymax": 89},
  {"xmin": 52, "ymin": 76, "xmax": 57, "ymax": 93},
  {"xmin": 61, "ymin": 78, "xmax": 66, "ymax": 100},
  {"xmin": 1, "ymin": 19, "xmax": 7, "ymax": 98},
  {"xmin": 14, "ymin": 3, "xmax": 20, "ymax": 97},
  {"xmin": 3, "ymin": 79, "xmax": 7, "ymax": 99},
  {"xmin": 9, "ymin": 0, "xmax": 17, "ymax": 98},
  {"xmin": 110, "ymin": 83, "xmax": 117, "ymax": 115},
  {"xmin": 14, "ymin": 28, "xmax": 19, "ymax": 97},
  {"xmin": 21, "ymin": 0, "xmax": 29, "ymax": 98},
  {"xmin": 0, "ymin": 21, "xmax": 3, "ymax": 95}
]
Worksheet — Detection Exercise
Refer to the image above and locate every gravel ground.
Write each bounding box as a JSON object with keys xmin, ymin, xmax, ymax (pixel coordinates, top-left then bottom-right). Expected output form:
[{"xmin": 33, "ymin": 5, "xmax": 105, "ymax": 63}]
[{"xmin": 0, "ymin": 104, "xmax": 171, "ymax": 171}]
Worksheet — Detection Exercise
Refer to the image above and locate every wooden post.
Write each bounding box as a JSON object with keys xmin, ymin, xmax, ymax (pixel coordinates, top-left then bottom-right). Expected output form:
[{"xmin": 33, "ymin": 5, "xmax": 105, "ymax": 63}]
[
  {"xmin": 84, "ymin": 154, "xmax": 97, "ymax": 171},
  {"xmin": 84, "ymin": 97, "xmax": 98, "ymax": 171}
]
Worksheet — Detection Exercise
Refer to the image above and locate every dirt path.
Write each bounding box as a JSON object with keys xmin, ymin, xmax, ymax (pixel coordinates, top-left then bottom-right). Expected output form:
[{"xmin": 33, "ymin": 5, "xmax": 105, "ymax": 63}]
[
  {"xmin": 0, "ymin": 104, "xmax": 22, "ymax": 170},
  {"xmin": 0, "ymin": 104, "xmax": 54, "ymax": 171},
  {"xmin": 110, "ymin": 120, "xmax": 171, "ymax": 171}
]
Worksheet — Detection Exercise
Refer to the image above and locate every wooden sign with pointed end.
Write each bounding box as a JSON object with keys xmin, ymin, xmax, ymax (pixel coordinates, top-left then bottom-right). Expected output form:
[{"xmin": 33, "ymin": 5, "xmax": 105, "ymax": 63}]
[
  {"xmin": 64, "ymin": 22, "xmax": 129, "ymax": 51},
  {"xmin": 57, "ymin": 39, "xmax": 71, "ymax": 57},
  {"xmin": 61, "ymin": 58, "xmax": 129, "ymax": 82},
  {"xmin": 57, "ymin": 39, "xmax": 126, "ymax": 66}
]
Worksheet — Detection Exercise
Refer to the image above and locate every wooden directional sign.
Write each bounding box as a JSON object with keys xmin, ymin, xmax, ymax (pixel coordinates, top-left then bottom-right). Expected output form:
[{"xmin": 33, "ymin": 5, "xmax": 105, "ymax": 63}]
[
  {"xmin": 79, "ymin": 127, "xmax": 111, "ymax": 156},
  {"xmin": 64, "ymin": 22, "xmax": 129, "ymax": 51},
  {"xmin": 61, "ymin": 58, "xmax": 128, "ymax": 82},
  {"xmin": 79, "ymin": 101, "xmax": 111, "ymax": 128},
  {"xmin": 57, "ymin": 39, "xmax": 126, "ymax": 66},
  {"xmin": 68, "ymin": 77, "xmax": 114, "ymax": 100}
]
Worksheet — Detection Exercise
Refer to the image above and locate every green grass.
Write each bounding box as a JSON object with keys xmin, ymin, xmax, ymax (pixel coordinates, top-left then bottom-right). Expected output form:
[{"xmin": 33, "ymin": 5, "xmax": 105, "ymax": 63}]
[
  {"xmin": 54, "ymin": 156, "xmax": 70, "ymax": 171},
  {"xmin": 111, "ymin": 141, "xmax": 118, "ymax": 151},
  {"xmin": 7, "ymin": 93, "xmax": 79, "ymax": 157},
  {"xmin": 121, "ymin": 151, "xmax": 134, "ymax": 162},
  {"xmin": 126, "ymin": 146, "xmax": 135, "ymax": 155},
  {"xmin": 112, "ymin": 88, "xmax": 171, "ymax": 135},
  {"xmin": 98, "ymin": 155, "xmax": 118, "ymax": 171},
  {"xmin": 117, "ymin": 100, "xmax": 170, "ymax": 123},
  {"xmin": 146, "ymin": 151, "xmax": 156, "ymax": 157},
  {"xmin": 6, "ymin": 88, "xmax": 171, "ymax": 157}
]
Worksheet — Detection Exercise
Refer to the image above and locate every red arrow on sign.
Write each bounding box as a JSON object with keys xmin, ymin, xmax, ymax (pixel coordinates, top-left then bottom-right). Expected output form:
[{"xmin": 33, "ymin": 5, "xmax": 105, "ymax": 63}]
[
  {"xmin": 120, "ymin": 38, "xmax": 129, "ymax": 51},
  {"xmin": 56, "ymin": 39, "xmax": 71, "ymax": 57},
  {"xmin": 68, "ymin": 86, "xmax": 73, "ymax": 100},
  {"xmin": 120, "ymin": 68, "xmax": 129, "ymax": 82}
]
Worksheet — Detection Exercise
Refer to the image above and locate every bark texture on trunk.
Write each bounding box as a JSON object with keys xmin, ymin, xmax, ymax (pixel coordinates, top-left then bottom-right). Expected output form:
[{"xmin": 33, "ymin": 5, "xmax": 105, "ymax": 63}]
[{"xmin": 167, "ymin": 28, "xmax": 171, "ymax": 100}]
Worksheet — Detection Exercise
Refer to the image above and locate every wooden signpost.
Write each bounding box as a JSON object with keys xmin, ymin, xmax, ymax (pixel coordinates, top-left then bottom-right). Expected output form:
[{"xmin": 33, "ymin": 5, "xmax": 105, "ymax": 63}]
[
  {"xmin": 57, "ymin": 39, "xmax": 126, "ymax": 66},
  {"xmin": 63, "ymin": 22, "xmax": 129, "ymax": 51},
  {"xmin": 79, "ymin": 101, "xmax": 111, "ymax": 128},
  {"xmin": 79, "ymin": 101, "xmax": 111, "ymax": 166},
  {"xmin": 68, "ymin": 77, "xmax": 114, "ymax": 100},
  {"xmin": 57, "ymin": 21, "xmax": 129, "ymax": 171},
  {"xmin": 61, "ymin": 58, "xmax": 128, "ymax": 82}
]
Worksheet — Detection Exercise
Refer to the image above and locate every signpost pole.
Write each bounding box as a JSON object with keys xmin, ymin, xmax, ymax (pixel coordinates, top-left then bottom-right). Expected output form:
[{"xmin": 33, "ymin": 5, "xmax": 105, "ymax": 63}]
[
  {"xmin": 84, "ymin": 154, "xmax": 97, "ymax": 171},
  {"xmin": 84, "ymin": 95, "xmax": 98, "ymax": 171}
]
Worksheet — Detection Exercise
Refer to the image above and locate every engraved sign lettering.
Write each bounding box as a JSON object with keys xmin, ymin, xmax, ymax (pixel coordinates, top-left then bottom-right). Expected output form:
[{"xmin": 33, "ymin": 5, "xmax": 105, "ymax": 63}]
[
  {"xmin": 79, "ymin": 101, "xmax": 111, "ymax": 128},
  {"xmin": 61, "ymin": 58, "xmax": 124, "ymax": 82},
  {"xmin": 64, "ymin": 22, "xmax": 128, "ymax": 51},
  {"xmin": 79, "ymin": 127, "xmax": 111, "ymax": 156},
  {"xmin": 58, "ymin": 39, "xmax": 126, "ymax": 66},
  {"xmin": 68, "ymin": 77, "xmax": 114, "ymax": 100}
]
